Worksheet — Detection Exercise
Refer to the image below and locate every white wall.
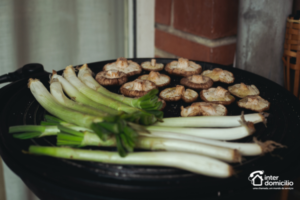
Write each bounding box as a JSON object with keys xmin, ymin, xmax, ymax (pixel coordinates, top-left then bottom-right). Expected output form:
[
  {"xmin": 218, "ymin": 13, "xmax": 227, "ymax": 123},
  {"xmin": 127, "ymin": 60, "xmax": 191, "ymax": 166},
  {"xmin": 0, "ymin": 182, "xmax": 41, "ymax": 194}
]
[
  {"xmin": 0, "ymin": 0, "xmax": 127, "ymax": 199},
  {"xmin": 136, "ymin": 0, "xmax": 155, "ymax": 58}
]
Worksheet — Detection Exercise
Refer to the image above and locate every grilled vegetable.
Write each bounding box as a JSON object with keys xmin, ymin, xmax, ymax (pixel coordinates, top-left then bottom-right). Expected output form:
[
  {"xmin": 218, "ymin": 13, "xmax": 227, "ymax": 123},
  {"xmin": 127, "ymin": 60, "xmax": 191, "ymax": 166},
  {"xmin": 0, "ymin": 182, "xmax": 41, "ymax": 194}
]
[
  {"xmin": 159, "ymin": 85, "xmax": 185, "ymax": 101},
  {"xmin": 181, "ymin": 102, "xmax": 227, "ymax": 117},
  {"xmin": 155, "ymin": 112, "xmax": 269, "ymax": 127},
  {"xmin": 202, "ymin": 68, "xmax": 234, "ymax": 84},
  {"xmin": 182, "ymin": 89, "xmax": 198, "ymax": 103},
  {"xmin": 200, "ymin": 86, "xmax": 235, "ymax": 105},
  {"xmin": 77, "ymin": 64, "xmax": 163, "ymax": 111},
  {"xmin": 95, "ymin": 70, "xmax": 127, "ymax": 86},
  {"xmin": 237, "ymin": 96, "xmax": 270, "ymax": 112},
  {"xmin": 228, "ymin": 83, "xmax": 260, "ymax": 98},
  {"xmin": 138, "ymin": 71, "xmax": 171, "ymax": 87},
  {"xmin": 63, "ymin": 65, "xmax": 158, "ymax": 125},
  {"xmin": 29, "ymin": 145, "xmax": 234, "ymax": 178},
  {"xmin": 120, "ymin": 79, "xmax": 157, "ymax": 97},
  {"xmin": 103, "ymin": 57, "xmax": 142, "ymax": 76},
  {"xmin": 180, "ymin": 75, "xmax": 213, "ymax": 90},
  {"xmin": 141, "ymin": 59, "xmax": 164, "ymax": 71},
  {"xmin": 165, "ymin": 58, "xmax": 202, "ymax": 77}
]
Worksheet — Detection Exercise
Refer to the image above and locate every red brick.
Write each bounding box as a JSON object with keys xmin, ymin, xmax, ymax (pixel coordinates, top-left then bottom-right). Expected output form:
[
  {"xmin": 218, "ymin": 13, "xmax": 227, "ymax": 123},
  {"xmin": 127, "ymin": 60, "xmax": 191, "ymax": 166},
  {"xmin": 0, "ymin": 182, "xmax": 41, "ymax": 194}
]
[
  {"xmin": 155, "ymin": 0, "xmax": 172, "ymax": 25},
  {"xmin": 173, "ymin": 0, "xmax": 239, "ymax": 39},
  {"xmin": 210, "ymin": 43, "xmax": 236, "ymax": 65},
  {"xmin": 155, "ymin": 29, "xmax": 235, "ymax": 65},
  {"xmin": 155, "ymin": 29, "xmax": 211, "ymax": 62}
]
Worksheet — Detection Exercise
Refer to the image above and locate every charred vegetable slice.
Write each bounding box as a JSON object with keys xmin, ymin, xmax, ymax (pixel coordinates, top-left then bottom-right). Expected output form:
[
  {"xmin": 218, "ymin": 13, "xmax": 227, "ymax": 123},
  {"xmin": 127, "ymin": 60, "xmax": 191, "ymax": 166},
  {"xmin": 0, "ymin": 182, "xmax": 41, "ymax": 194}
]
[
  {"xmin": 138, "ymin": 71, "xmax": 171, "ymax": 87},
  {"xmin": 120, "ymin": 79, "xmax": 157, "ymax": 97},
  {"xmin": 228, "ymin": 83, "xmax": 260, "ymax": 98},
  {"xmin": 182, "ymin": 89, "xmax": 198, "ymax": 103},
  {"xmin": 159, "ymin": 85, "xmax": 185, "ymax": 101},
  {"xmin": 202, "ymin": 68, "xmax": 234, "ymax": 84},
  {"xmin": 141, "ymin": 59, "xmax": 164, "ymax": 71},
  {"xmin": 103, "ymin": 57, "xmax": 142, "ymax": 76},
  {"xmin": 181, "ymin": 102, "xmax": 227, "ymax": 117},
  {"xmin": 165, "ymin": 58, "xmax": 202, "ymax": 77},
  {"xmin": 237, "ymin": 96, "xmax": 270, "ymax": 112},
  {"xmin": 180, "ymin": 75, "xmax": 213, "ymax": 90},
  {"xmin": 95, "ymin": 70, "xmax": 127, "ymax": 86},
  {"xmin": 200, "ymin": 86, "xmax": 235, "ymax": 105}
]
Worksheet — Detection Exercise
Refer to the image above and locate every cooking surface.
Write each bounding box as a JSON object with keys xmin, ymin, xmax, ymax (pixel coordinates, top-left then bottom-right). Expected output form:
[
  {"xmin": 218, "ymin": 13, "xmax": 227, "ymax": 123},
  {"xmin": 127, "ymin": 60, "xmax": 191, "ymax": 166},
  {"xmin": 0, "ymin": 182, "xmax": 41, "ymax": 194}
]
[{"xmin": 0, "ymin": 58, "xmax": 300, "ymax": 199}]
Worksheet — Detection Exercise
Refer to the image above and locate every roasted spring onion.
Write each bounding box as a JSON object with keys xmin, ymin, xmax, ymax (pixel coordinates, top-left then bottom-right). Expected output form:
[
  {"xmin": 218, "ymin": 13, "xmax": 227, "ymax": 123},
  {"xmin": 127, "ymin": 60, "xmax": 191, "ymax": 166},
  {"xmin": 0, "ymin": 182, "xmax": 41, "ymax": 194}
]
[
  {"xmin": 9, "ymin": 123, "xmax": 92, "ymax": 139},
  {"xmin": 56, "ymin": 126, "xmax": 241, "ymax": 162},
  {"xmin": 29, "ymin": 78, "xmax": 138, "ymax": 156},
  {"xmin": 51, "ymin": 71, "xmax": 121, "ymax": 116},
  {"xmin": 29, "ymin": 79, "xmax": 111, "ymax": 128},
  {"xmin": 77, "ymin": 64, "xmax": 163, "ymax": 110},
  {"xmin": 29, "ymin": 145, "xmax": 233, "ymax": 178},
  {"xmin": 11, "ymin": 122, "xmax": 283, "ymax": 157},
  {"xmin": 146, "ymin": 122, "xmax": 255, "ymax": 141},
  {"xmin": 155, "ymin": 112, "xmax": 268, "ymax": 127},
  {"xmin": 9, "ymin": 125, "xmax": 59, "ymax": 139},
  {"xmin": 139, "ymin": 131, "xmax": 285, "ymax": 156},
  {"xmin": 50, "ymin": 79, "xmax": 111, "ymax": 118},
  {"xmin": 63, "ymin": 65, "xmax": 158, "ymax": 125}
]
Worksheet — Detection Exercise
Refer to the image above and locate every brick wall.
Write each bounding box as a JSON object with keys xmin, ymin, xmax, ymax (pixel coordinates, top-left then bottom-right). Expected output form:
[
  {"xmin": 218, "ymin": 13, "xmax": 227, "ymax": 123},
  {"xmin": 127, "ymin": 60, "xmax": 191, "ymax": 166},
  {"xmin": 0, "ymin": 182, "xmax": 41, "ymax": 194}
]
[{"xmin": 155, "ymin": 0, "xmax": 239, "ymax": 65}]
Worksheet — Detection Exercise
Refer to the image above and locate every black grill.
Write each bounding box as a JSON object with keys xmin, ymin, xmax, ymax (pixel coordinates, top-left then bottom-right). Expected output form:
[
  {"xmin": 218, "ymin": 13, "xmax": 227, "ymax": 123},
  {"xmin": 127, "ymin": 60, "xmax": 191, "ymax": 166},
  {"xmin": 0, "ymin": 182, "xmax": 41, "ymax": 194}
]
[{"xmin": 0, "ymin": 58, "xmax": 300, "ymax": 200}]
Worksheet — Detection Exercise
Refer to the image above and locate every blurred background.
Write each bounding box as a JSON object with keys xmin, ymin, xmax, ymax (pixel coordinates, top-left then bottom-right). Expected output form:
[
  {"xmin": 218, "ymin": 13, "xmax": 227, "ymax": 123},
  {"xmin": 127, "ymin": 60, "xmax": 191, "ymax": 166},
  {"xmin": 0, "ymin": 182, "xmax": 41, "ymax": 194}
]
[{"xmin": 0, "ymin": 0, "xmax": 300, "ymax": 199}]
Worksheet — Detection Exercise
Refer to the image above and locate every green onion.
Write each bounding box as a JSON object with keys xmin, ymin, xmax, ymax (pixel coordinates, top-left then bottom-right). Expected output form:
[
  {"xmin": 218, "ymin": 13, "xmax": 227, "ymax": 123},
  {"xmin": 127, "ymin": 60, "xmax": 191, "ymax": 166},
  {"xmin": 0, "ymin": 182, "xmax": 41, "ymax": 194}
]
[
  {"xmin": 50, "ymin": 79, "xmax": 111, "ymax": 117},
  {"xmin": 139, "ymin": 132, "xmax": 258, "ymax": 156},
  {"xmin": 11, "ymin": 123, "xmax": 283, "ymax": 158},
  {"xmin": 29, "ymin": 145, "xmax": 234, "ymax": 178},
  {"xmin": 29, "ymin": 79, "xmax": 109, "ymax": 128},
  {"xmin": 9, "ymin": 125, "xmax": 59, "ymax": 139},
  {"xmin": 63, "ymin": 66, "xmax": 158, "ymax": 125},
  {"xmin": 141, "ymin": 132, "xmax": 286, "ymax": 156},
  {"xmin": 155, "ymin": 112, "xmax": 268, "ymax": 127},
  {"xmin": 77, "ymin": 64, "xmax": 163, "ymax": 111},
  {"xmin": 55, "ymin": 127, "xmax": 240, "ymax": 162},
  {"xmin": 28, "ymin": 78, "xmax": 136, "ymax": 156},
  {"xmin": 51, "ymin": 71, "xmax": 121, "ymax": 116},
  {"xmin": 146, "ymin": 123, "xmax": 255, "ymax": 141}
]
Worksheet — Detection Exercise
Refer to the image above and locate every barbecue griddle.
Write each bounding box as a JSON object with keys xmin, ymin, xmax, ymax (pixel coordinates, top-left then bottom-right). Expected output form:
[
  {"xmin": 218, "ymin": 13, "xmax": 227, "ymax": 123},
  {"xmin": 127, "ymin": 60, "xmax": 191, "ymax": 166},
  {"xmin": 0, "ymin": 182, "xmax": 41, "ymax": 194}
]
[{"xmin": 0, "ymin": 58, "xmax": 300, "ymax": 200}]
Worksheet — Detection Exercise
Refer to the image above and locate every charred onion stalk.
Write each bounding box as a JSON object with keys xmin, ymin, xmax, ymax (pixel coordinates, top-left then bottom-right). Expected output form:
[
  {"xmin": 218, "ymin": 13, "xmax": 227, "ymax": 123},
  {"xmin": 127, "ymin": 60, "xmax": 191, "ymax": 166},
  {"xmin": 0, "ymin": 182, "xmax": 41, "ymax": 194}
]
[
  {"xmin": 28, "ymin": 145, "xmax": 233, "ymax": 178},
  {"xmin": 63, "ymin": 65, "xmax": 159, "ymax": 125},
  {"xmin": 77, "ymin": 64, "xmax": 163, "ymax": 111},
  {"xmin": 155, "ymin": 112, "xmax": 269, "ymax": 127}
]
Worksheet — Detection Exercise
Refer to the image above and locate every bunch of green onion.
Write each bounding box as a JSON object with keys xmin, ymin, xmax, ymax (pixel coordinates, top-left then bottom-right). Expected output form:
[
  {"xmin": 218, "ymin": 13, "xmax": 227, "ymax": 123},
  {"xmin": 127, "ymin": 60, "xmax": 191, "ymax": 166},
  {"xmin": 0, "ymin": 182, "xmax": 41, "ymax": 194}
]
[
  {"xmin": 10, "ymin": 112, "xmax": 284, "ymax": 178},
  {"xmin": 28, "ymin": 63, "xmax": 166, "ymax": 156},
  {"xmin": 10, "ymin": 65, "xmax": 285, "ymax": 178}
]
